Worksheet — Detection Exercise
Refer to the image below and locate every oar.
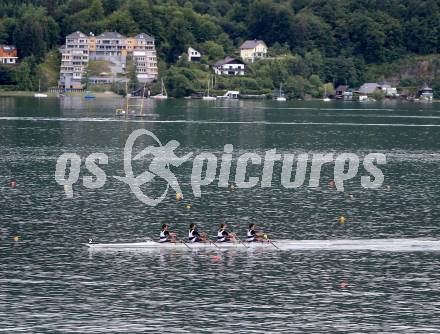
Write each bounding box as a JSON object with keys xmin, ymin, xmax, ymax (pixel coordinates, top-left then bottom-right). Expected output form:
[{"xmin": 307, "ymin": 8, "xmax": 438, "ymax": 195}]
[
  {"xmin": 199, "ymin": 232, "xmax": 219, "ymax": 249},
  {"xmin": 267, "ymin": 238, "xmax": 280, "ymax": 250},
  {"xmin": 234, "ymin": 234, "xmax": 249, "ymax": 249},
  {"xmin": 177, "ymin": 238, "xmax": 192, "ymax": 250},
  {"xmin": 208, "ymin": 239, "xmax": 220, "ymax": 249}
]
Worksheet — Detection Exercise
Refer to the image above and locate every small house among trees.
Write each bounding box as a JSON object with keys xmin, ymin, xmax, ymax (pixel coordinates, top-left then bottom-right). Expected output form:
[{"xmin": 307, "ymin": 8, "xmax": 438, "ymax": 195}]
[
  {"xmin": 187, "ymin": 47, "xmax": 201, "ymax": 62},
  {"xmin": 0, "ymin": 45, "xmax": 18, "ymax": 64},
  {"xmin": 335, "ymin": 85, "xmax": 349, "ymax": 96},
  {"xmin": 213, "ymin": 57, "xmax": 245, "ymax": 76},
  {"xmin": 240, "ymin": 40, "xmax": 267, "ymax": 63}
]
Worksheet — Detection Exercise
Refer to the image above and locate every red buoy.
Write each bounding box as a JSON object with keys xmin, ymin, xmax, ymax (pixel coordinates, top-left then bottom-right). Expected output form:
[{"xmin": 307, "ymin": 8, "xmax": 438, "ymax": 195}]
[{"xmin": 340, "ymin": 281, "xmax": 348, "ymax": 289}]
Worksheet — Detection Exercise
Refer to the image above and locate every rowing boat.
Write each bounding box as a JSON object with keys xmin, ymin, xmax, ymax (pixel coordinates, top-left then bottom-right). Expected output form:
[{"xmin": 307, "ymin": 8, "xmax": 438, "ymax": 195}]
[
  {"xmin": 86, "ymin": 240, "xmax": 275, "ymax": 250},
  {"xmin": 85, "ymin": 238, "xmax": 440, "ymax": 252}
]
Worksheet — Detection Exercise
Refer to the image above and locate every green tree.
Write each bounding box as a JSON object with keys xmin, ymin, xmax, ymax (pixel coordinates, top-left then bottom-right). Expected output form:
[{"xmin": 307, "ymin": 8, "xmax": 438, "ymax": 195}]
[
  {"xmin": 13, "ymin": 6, "xmax": 59, "ymax": 60},
  {"xmin": 291, "ymin": 10, "xmax": 336, "ymax": 55},
  {"xmin": 247, "ymin": 0, "xmax": 293, "ymax": 45},
  {"xmin": 104, "ymin": 9, "xmax": 137, "ymax": 35},
  {"xmin": 126, "ymin": 59, "xmax": 139, "ymax": 91},
  {"xmin": 176, "ymin": 53, "xmax": 190, "ymax": 67},
  {"xmin": 269, "ymin": 42, "xmax": 290, "ymax": 57},
  {"xmin": 164, "ymin": 67, "xmax": 194, "ymax": 97},
  {"xmin": 0, "ymin": 65, "xmax": 15, "ymax": 85},
  {"xmin": 284, "ymin": 75, "xmax": 306, "ymax": 99},
  {"xmin": 128, "ymin": 0, "xmax": 153, "ymax": 33},
  {"xmin": 305, "ymin": 74, "xmax": 323, "ymax": 98},
  {"xmin": 63, "ymin": 0, "xmax": 105, "ymax": 33},
  {"xmin": 0, "ymin": 22, "xmax": 7, "ymax": 44},
  {"xmin": 405, "ymin": 18, "xmax": 438, "ymax": 55},
  {"xmin": 304, "ymin": 50, "xmax": 324, "ymax": 78},
  {"xmin": 201, "ymin": 41, "xmax": 224, "ymax": 61},
  {"xmin": 215, "ymin": 33, "xmax": 234, "ymax": 54},
  {"xmin": 14, "ymin": 61, "xmax": 34, "ymax": 91},
  {"xmin": 371, "ymin": 89, "xmax": 385, "ymax": 101}
]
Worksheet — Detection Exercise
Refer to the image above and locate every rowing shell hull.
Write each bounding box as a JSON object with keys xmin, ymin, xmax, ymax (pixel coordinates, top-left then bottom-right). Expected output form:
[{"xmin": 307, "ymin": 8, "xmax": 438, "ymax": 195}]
[
  {"xmin": 86, "ymin": 240, "xmax": 276, "ymax": 250},
  {"xmin": 85, "ymin": 238, "xmax": 440, "ymax": 252}
]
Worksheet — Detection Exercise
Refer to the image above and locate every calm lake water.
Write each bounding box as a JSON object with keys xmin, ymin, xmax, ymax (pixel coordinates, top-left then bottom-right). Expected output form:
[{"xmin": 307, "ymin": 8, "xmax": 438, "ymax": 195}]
[{"xmin": 1, "ymin": 96, "xmax": 440, "ymax": 332}]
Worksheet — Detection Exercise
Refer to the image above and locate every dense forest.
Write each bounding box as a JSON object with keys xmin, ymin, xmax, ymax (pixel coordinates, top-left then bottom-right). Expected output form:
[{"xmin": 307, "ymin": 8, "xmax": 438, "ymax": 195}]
[{"xmin": 1, "ymin": 0, "xmax": 440, "ymax": 97}]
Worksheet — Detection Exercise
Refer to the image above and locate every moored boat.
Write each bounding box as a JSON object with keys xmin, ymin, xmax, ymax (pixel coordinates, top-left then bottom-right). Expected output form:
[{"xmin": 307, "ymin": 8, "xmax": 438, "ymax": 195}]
[
  {"xmin": 151, "ymin": 79, "xmax": 168, "ymax": 100},
  {"xmin": 275, "ymin": 83, "xmax": 286, "ymax": 101},
  {"xmin": 202, "ymin": 75, "xmax": 216, "ymax": 100},
  {"xmin": 34, "ymin": 80, "xmax": 48, "ymax": 98}
]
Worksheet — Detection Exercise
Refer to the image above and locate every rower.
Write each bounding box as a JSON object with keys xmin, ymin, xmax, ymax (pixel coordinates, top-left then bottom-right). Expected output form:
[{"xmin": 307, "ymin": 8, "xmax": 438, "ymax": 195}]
[
  {"xmin": 188, "ymin": 223, "xmax": 204, "ymax": 243},
  {"xmin": 217, "ymin": 223, "xmax": 236, "ymax": 243},
  {"xmin": 159, "ymin": 224, "xmax": 176, "ymax": 243},
  {"xmin": 246, "ymin": 223, "xmax": 265, "ymax": 242}
]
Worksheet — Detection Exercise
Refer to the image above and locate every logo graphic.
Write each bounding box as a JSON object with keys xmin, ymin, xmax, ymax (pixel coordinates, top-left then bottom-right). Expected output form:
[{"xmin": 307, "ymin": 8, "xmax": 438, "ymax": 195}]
[
  {"xmin": 54, "ymin": 129, "xmax": 387, "ymax": 206},
  {"xmin": 114, "ymin": 129, "xmax": 193, "ymax": 206}
]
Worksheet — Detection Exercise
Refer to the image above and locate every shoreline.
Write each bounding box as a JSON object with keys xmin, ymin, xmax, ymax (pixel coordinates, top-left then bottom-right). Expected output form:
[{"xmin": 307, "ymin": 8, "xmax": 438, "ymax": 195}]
[
  {"xmin": 0, "ymin": 91, "xmax": 119, "ymax": 98},
  {"xmin": 0, "ymin": 90, "xmax": 439, "ymax": 103}
]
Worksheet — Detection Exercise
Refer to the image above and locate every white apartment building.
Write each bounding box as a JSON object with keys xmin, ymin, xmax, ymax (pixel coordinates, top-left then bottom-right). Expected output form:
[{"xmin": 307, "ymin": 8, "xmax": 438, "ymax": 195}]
[
  {"xmin": 59, "ymin": 31, "xmax": 90, "ymax": 90},
  {"xmin": 132, "ymin": 33, "xmax": 158, "ymax": 82},
  {"xmin": 59, "ymin": 31, "xmax": 158, "ymax": 90}
]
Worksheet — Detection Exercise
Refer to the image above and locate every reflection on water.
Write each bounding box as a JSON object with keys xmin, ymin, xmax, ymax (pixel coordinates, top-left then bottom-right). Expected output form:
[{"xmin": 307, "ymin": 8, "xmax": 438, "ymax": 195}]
[{"xmin": 1, "ymin": 97, "xmax": 440, "ymax": 332}]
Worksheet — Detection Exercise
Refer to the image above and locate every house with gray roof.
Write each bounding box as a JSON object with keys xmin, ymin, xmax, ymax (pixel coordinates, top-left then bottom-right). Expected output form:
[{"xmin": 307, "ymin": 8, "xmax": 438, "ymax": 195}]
[
  {"xmin": 240, "ymin": 39, "xmax": 267, "ymax": 63},
  {"xmin": 213, "ymin": 57, "xmax": 245, "ymax": 76},
  {"xmin": 358, "ymin": 82, "xmax": 398, "ymax": 97},
  {"xmin": 358, "ymin": 83, "xmax": 381, "ymax": 95},
  {"xmin": 93, "ymin": 32, "xmax": 126, "ymax": 59}
]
